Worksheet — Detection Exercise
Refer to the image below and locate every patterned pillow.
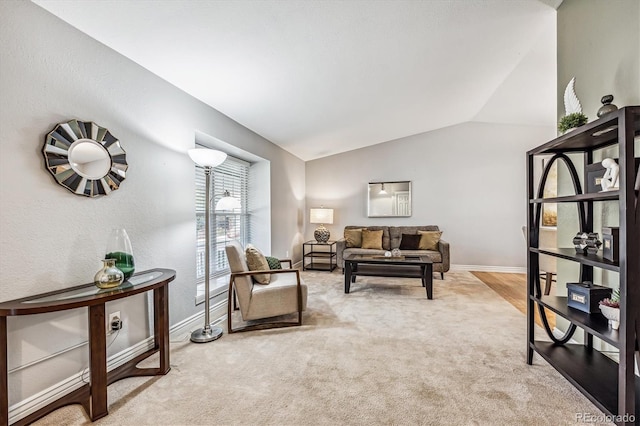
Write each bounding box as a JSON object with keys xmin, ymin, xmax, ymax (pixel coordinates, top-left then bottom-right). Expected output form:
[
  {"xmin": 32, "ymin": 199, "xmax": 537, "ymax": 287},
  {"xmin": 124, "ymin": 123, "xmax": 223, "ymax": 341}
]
[
  {"xmin": 361, "ymin": 229, "xmax": 384, "ymax": 250},
  {"xmin": 265, "ymin": 256, "xmax": 282, "ymax": 270},
  {"xmin": 418, "ymin": 231, "xmax": 443, "ymax": 250},
  {"xmin": 245, "ymin": 244, "xmax": 271, "ymax": 284},
  {"xmin": 344, "ymin": 228, "xmax": 363, "ymax": 248}
]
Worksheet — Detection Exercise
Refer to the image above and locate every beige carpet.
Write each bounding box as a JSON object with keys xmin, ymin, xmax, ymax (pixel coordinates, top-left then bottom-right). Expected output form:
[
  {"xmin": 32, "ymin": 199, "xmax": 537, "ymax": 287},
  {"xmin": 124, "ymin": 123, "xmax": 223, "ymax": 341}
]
[{"xmin": 33, "ymin": 271, "xmax": 610, "ymax": 425}]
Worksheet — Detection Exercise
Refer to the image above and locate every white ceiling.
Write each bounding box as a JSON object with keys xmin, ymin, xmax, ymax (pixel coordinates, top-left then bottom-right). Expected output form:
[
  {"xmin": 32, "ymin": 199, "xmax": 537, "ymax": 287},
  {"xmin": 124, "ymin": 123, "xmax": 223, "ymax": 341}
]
[{"xmin": 32, "ymin": 0, "xmax": 559, "ymax": 161}]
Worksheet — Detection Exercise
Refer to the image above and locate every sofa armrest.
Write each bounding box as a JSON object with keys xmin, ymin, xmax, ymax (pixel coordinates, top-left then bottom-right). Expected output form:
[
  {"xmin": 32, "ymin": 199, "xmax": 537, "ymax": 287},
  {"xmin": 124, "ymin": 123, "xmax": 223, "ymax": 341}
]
[
  {"xmin": 336, "ymin": 239, "xmax": 347, "ymax": 270},
  {"xmin": 438, "ymin": 239, "xmax": 450, "ymax": 272}
]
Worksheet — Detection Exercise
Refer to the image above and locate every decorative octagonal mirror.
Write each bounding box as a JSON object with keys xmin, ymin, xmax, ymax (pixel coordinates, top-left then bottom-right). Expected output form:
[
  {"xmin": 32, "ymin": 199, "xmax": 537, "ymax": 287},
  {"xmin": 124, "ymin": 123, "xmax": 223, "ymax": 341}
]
[{"xmin": 42, "ymin": 119, "xmax": 128, "ymax": 197}]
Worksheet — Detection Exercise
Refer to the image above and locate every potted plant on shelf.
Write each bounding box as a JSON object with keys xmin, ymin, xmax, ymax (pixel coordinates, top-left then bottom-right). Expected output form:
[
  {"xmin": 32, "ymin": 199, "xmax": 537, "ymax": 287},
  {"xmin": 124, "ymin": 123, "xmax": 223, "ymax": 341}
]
[
  {"xmin": 558, "ymin": 112, "xmax": 588, "ymax": 134},
  {"xmin": 599, "ymin": 288, "xmax": 620, "ymax": 330}
]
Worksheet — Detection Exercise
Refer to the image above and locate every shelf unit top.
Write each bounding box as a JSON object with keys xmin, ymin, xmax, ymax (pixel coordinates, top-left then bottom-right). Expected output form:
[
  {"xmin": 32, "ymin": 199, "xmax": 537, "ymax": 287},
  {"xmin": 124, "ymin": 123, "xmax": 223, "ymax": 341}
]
[{"xmin": 527, "ymin": 106, "xmax": 639, "ymax": 155}]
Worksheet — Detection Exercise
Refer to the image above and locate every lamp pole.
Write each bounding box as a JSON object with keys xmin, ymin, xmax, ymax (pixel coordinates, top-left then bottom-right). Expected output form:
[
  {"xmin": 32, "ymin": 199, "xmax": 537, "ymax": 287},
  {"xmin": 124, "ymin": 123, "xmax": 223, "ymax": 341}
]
[{"xmin": 188, "ymin": 148, "xmax": 227, "ymax": 343}]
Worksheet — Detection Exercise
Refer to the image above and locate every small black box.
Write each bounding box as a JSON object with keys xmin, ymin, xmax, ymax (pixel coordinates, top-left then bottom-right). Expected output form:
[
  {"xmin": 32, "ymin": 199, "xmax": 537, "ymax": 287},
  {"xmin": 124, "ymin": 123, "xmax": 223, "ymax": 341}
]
[
  {"xmin": 566, "ymin": 282, "xmax": 612, "ymax": 313},
  {"xmin": 602, "ymin": 226, "xmax": 619, "ymax": 262},
  {"xmin": 586, "ymin": 162, "xmax": 606, "ymax": 193}
]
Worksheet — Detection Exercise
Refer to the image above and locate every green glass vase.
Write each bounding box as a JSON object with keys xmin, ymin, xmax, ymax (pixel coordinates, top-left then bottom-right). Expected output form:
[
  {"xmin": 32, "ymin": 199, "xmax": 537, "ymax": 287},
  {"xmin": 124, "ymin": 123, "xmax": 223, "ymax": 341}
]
[{"xmin": 105, "ymin": 228, "xmax": 135, "ymax": 280}]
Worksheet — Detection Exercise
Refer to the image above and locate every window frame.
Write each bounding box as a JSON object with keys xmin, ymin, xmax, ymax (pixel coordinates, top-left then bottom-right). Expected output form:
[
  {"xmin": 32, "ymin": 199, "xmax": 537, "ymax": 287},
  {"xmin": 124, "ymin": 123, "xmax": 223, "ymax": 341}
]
[{"xmin": 194, "ymin": 151, "xmax": 250, "ymax": 300}]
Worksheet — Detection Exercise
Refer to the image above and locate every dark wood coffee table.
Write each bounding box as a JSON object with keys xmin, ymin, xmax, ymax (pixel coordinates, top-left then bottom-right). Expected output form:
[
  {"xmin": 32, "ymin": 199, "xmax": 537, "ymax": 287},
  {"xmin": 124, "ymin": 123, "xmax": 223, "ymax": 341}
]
[{"xmin": 343, "ymin": 254, "xmax": 434, "ymax": 299}]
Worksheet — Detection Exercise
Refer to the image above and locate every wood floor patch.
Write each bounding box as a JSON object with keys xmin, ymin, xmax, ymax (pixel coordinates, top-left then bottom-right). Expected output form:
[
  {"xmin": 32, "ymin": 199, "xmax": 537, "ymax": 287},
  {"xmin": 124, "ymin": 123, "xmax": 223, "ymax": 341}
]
[{"xmin": 470, "ymin": 271, "xmax": 555, "ymax": 330}]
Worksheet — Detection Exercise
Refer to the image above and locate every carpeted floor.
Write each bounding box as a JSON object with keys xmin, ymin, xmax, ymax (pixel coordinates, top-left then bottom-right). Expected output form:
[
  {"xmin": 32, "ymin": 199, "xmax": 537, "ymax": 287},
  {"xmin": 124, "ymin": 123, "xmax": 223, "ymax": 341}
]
[{"xmin": 33, "ymin": 271, "xmax": 610, "ymax": 425}]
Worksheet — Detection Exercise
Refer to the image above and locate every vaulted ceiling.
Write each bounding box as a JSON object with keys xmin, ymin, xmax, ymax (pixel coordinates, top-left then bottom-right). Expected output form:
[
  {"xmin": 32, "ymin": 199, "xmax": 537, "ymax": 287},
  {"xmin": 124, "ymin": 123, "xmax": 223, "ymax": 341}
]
[{"xmin": 32, "ymin": 0, "xmax": 560, "ymax": 161}]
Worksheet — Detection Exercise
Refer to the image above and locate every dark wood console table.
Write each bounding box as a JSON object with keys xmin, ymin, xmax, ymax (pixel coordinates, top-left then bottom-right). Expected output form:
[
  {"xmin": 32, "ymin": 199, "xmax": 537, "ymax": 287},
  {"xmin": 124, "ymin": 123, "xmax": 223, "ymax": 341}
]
[{"xmin": 0, "ymin": 268, "xmax": 176, "ymax": 425}]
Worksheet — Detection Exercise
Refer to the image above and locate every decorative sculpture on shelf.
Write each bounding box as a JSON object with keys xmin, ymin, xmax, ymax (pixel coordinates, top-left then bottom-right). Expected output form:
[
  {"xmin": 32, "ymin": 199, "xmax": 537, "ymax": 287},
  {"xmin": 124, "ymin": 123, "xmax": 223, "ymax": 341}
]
[
  {"xmin": 573, "ymin": 232, "xmax": 588, "ymax": 254},
  {"xmin": 558, "ymin": 78, "xmax": 588, "ymax": 134},
  {"xmin": 585, "ymin": 233, "xmax": 602, "ymax": 255},
  {"xmin": 573, "ymin": 232, "xmax": 602, "ymax": 255},
  {"xmin": 597, "ymin": 94, "xmax": 618, "ymax": 117},
  {"xmin": 600, "ymin": 158, "xmax": 620, "ymax": 192}
]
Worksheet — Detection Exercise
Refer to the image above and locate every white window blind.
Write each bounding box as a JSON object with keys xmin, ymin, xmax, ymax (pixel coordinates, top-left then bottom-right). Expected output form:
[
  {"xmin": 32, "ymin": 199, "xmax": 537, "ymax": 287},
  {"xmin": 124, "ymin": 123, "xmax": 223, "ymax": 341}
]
[{"xmin": 195, "ymin": 151, "xmax": 250, "ymax": 281}]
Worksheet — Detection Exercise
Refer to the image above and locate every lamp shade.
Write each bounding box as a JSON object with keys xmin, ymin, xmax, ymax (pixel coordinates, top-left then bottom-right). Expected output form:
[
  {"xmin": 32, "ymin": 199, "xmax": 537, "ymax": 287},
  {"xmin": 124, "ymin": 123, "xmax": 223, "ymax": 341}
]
[
  {"xmin": 310, "ymin": 208, "xmax": 334, "ymax": 224},
  {"xmin": 188, "ymin": 148, "xmax": 227, "ymax": 168},
  {"xmin": 215, "ymin": 190, "xmax": 241, "ymax": 211}
]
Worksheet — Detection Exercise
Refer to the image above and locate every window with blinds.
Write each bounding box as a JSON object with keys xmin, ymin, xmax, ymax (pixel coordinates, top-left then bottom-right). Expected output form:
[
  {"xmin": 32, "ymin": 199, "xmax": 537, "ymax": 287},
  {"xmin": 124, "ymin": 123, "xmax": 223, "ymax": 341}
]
[{"xmin": 195, "ymin": 153, "xmax": 250, "ymax": 283}]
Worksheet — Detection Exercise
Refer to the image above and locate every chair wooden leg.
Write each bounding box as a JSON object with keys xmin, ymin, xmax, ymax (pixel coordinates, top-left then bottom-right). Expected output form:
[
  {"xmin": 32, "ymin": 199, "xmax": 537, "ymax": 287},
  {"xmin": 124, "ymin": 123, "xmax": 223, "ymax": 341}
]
[
  {"xmin": 544, "ymin": 272, "xmax": 553, "ymax": 295},
  {"xmin": 440, "ymin": 272, "xmax": 444, "ymax": 280}
]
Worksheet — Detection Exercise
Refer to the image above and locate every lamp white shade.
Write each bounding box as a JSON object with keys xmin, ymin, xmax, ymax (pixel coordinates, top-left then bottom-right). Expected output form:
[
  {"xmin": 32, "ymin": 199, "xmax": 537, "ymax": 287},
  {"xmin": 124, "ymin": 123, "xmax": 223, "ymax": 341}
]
[
  {"xmin": 215, "ymin": 191, "xmax": 241, "ymax": 211},
  {"xmin": 188, "ymin": 148, "xmax": 227, "ymax": 168},
  {"xmin": 310, "ymin": 208, "xmax": 334, "ymax": 224}
]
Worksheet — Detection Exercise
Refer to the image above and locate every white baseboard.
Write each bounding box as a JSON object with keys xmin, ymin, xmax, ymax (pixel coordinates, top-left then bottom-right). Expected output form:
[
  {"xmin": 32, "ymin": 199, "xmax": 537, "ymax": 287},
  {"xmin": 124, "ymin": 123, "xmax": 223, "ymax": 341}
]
[
  {"xmin": 451, "ymin": 264, "xmax": 526, "ymax": 274},
  {"xmin": 169, "ymin": 298, "xmax": 228, "ymax": 342},
  {"xmin": 9, "ymin": 300, "xmax": 228, "ymax": 424}
]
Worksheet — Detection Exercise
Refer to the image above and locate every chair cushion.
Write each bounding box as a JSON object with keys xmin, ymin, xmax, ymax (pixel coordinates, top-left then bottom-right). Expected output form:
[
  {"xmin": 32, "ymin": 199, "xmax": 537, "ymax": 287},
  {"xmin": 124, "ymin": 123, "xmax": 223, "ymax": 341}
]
[
  {"xmin": 362, "ymin": 229, "xmax": 383, "ymax": 249},
  {"xmin": 245, "ymin": 272, "xmax": 308, "ymax": 320},
  {"xmin": 418, "ymin": 231, "xmax": 442, "ymax": 250},
  {"xmin": 399, "ymin": 234, "xmax": 421, "ymax": 250},
  {"xmin": 245, "ymin": 244, "xmax": 271, "ymax": 284},
  {"xmin": 344, "ymin": 228, "xmax": 363, "ymax": 248}
]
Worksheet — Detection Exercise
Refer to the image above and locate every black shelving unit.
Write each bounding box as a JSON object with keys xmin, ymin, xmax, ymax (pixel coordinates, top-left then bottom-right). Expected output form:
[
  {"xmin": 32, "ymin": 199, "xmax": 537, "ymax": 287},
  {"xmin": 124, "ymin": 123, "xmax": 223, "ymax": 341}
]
[
  {"xmin": 526, "ymin": 106, "xmax": 639, "ymax": 425},
  {"xmin": 302, "ymin": 240, "xmax": 337, "ymax": 271}
]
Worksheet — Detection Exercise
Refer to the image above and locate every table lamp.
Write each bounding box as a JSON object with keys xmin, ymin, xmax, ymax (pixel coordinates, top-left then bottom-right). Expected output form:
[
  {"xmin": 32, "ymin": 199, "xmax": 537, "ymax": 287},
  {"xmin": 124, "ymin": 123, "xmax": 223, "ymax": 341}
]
[{"xmin": 310, "ymin": 207, "xmax": 334, "ymax": 243}]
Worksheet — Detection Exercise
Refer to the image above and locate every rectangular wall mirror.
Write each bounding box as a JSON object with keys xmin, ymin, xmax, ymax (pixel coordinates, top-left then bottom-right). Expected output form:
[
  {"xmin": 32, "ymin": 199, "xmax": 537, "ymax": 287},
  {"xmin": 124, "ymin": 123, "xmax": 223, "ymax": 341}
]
[{"xmin": 367, "ymin": 181, "xmax": 412, "ymax": 217}]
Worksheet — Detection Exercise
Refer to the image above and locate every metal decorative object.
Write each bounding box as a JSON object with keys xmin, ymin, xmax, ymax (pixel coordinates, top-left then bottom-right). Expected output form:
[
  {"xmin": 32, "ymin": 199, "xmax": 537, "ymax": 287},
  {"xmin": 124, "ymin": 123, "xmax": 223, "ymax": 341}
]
[
  {"xmin": 585, "ymin": 233, "xmax": 602, "ymax": 254},
  {"xmin": 43, "ymin": 119, "xmax": 128, "ymax": 197},
  {"xmin": 573, "ymin": 232, "xmax": 602, "ymax": 254},
  {"xmin": 573, "ymin": 232, "xmax": 588, "ymax": 254},
  {"xmin": 597, "ymin": 95, "xmax": 618, "ymax": 117}
]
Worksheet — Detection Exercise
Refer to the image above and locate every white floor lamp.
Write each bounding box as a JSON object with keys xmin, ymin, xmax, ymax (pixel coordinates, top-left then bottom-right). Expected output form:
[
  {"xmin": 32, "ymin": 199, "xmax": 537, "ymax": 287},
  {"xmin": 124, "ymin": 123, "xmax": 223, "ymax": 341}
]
[{"xmin": 188, "ymin": 148, "xmax": 227, "ymax": 343}]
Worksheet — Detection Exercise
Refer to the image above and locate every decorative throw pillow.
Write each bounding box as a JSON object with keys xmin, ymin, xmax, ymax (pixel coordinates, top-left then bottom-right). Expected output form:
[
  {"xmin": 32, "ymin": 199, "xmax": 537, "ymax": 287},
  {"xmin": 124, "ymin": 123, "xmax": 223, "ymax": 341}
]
[
  {"xmin": 265, "ymin": 256, "xmax": 282, "ymax": 270},
  {"xmin": 245, "ymin": 244, "xmax": 271, "ymax": 284},
  {"xmin": 418, "ymin": 231, "xmax": 443, "ymax": 250},
  {"xmin": 344, "ymin": 228, "xmax": 363, "ymax": 248},
  {"xmin": 399, "ymin": 234, "xmax": 421, "ymax": 250},
  {"xmin": 361, "ymin": 229, "xmax": 384, "ymax": 250}
]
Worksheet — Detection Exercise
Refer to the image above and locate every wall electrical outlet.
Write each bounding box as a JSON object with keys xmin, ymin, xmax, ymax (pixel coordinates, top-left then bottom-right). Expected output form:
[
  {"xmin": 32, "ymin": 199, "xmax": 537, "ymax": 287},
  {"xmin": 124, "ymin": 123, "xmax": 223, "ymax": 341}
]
[{"xmin": 108, "ymin": 311, "xmax": 123, "ymax": 332}]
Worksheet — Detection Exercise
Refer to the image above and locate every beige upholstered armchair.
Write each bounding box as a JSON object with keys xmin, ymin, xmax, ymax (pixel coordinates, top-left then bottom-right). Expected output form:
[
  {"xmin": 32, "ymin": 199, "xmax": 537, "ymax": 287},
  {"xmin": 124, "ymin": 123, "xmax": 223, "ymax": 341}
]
[{"xmin": 225, "ymin": 240, "xmax": 308, "ymax": 333}]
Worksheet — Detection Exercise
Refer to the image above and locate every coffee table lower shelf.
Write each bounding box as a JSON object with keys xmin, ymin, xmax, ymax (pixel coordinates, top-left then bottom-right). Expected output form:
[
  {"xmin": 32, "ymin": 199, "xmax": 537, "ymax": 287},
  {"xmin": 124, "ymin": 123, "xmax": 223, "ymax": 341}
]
[{"xmin": 344, "ymin": 256, "xmax": 433, "ymax": 299}]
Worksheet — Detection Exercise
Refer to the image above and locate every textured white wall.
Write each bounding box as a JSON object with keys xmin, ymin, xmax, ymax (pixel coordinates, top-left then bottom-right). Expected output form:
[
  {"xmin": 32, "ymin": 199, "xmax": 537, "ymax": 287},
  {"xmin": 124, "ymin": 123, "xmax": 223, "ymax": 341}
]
[
  {"xmin": 306, "ymin": 122, "xmax": 556, "ymax": 269},
  {"xmin": 0, "ymin": 1, "xmax": 304, "ymax": 407},
  {"xmin": 557, "ymin": 0, "xmax": 640, "ymax": 119}
]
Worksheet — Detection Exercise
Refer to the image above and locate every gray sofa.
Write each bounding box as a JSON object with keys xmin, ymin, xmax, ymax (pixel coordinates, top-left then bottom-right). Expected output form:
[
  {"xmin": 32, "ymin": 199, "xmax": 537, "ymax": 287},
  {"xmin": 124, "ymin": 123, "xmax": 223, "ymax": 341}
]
[{"xmin": 336, "ymin": 225, "xmax": 450, "ymax": 279}]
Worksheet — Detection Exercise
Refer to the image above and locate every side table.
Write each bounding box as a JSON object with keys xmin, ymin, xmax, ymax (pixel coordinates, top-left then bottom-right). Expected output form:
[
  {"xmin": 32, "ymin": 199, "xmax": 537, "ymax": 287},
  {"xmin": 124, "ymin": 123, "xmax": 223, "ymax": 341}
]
[
  {"xmin": 0, "ymin": 268, "xmax": 176, "ymax": 426},
  {"xmin": 302, "ymin": 241, "xmax": 337, "ymax": 271}
]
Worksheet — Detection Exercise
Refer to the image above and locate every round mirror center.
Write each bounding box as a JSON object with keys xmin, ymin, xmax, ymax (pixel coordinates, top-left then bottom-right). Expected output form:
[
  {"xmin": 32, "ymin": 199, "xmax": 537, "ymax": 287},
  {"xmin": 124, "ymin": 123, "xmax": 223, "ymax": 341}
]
[{"xmin": 68, "ymin": 139, "xmax": 111, "ymax": 179}]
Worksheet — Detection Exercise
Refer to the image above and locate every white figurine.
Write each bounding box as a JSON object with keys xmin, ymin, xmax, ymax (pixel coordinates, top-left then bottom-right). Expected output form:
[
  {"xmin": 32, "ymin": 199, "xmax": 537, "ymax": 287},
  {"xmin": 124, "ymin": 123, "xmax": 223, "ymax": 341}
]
[{"xmin": 600, "ymin": 158, "xmax": 620, "ymax": 191}]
